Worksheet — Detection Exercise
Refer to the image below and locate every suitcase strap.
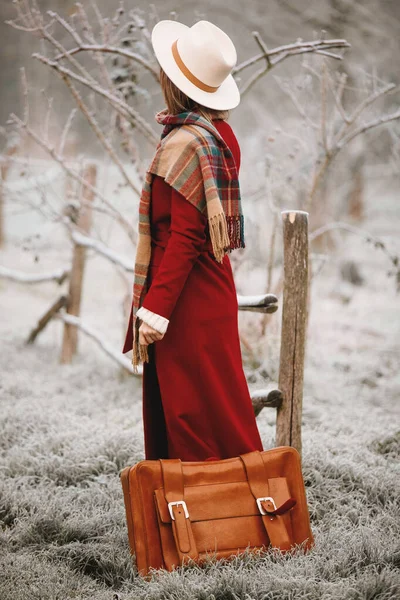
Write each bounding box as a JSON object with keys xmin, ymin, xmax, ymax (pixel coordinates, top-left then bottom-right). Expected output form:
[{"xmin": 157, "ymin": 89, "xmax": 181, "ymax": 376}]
[
  {"xmin": 239, "ymin": 451, "xmax": 297, "ymax": 551},
  {"xmin": 160, "ymin": 458, "xmax": 199, "ymax": 563}
]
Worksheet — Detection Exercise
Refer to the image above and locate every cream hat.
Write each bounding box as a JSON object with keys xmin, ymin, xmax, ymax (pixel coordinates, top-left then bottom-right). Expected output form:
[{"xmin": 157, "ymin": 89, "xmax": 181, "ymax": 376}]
[{"xmin": 151, "ymin": 19, "xmax": 240, "ymax": 110}]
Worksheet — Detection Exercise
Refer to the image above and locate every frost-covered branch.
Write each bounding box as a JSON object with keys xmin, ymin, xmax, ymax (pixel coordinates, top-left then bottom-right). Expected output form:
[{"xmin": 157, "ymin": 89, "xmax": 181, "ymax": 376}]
[
  {"xmin": 32, "ymin": 53, "xmax": 158, "ymax": 145},
  {"xmin": 60, "ymin": 71, "xmax": 141, "ymax": 195},
  {"xmin": 8, "ymin": 112, "xmax": 136, "ymax": 242},
  {"xmin": 236, "ymin": 33, "xmax": 351, "ymax": 96},
  {"xmin": 7, "ymin": 0, "xmax": 159, "ymax": 148},
  {"xmin": 302, "ymin": 59, "xmax": 400, "ymax": 211},
  {"xmin": 47, "ymin": 10, "xmax": 159, "ymax": 80},
  {"xmin": 332, "ymin": 82, "xmax": 398, "ymax": 147},
  {"xmin": 235, "ymin": 36, "xmax": 350, "ymax": 75},
  {"xmin": 70, "ymin": 230, "xmax": 134, "ymax": 272},
  {"xmin": 54, "ymin": 311, "xmax": 139, "ymax": 375},
  {"xmin": 0, "ymin": 265, "xmax": 70, "ymax": 284},
  {"xmin": 54, "ymin": 44, "xmax": 159, "ymax": 80},
  {"xmin": 336, "ymin": 110, "xmax": 400, "ymax": 150}
]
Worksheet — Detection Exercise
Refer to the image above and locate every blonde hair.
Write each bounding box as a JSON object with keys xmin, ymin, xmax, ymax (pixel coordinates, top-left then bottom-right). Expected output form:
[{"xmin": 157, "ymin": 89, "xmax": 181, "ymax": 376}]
[{"xmin": 159, "ymin": 66, "xmax": 230, "ymax": 122}]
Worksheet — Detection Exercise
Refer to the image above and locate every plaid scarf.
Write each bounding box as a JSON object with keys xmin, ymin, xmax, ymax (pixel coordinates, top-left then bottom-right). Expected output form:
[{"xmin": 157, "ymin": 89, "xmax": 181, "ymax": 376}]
[{"xmin": 131, "ymin": 108, "xmax": 245, "ymax": 373}]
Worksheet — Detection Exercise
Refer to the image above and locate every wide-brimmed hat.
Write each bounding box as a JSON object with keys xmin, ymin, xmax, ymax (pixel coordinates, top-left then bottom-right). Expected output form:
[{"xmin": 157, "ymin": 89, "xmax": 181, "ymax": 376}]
[{"xmin": 151, "ymin": 19, "xmax": 240, "ymax": 110}]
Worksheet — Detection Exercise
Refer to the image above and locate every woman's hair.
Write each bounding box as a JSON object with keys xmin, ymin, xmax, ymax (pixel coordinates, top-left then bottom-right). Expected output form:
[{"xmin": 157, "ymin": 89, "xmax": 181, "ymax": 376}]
[{"xmin": 159, "ymin": 66, "xmax": 230, "ymax": 122}]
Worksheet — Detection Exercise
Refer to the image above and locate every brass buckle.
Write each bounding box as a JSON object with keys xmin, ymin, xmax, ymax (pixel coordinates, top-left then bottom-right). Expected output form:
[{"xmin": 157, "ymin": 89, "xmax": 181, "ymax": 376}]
[
  {"xmin": 256, "ymin": 496, "xmax": 277, "ymax": 515},
  {"xmin": 168, "ymin": 500, "xmax": 189, "ymax": 520}
]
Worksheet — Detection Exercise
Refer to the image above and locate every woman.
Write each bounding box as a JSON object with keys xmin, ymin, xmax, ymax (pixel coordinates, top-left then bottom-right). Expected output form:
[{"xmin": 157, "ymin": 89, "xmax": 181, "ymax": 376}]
[{"xmin": 122, "ymin": 19, "xmax": 264, "ymax": 461}]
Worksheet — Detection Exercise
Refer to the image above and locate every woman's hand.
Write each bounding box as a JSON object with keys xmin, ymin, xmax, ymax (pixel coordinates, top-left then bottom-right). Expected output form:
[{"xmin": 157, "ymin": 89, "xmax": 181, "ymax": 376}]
[{"xmin": 138, "ymin": 321, "xmax": 165, "ymax": 345}]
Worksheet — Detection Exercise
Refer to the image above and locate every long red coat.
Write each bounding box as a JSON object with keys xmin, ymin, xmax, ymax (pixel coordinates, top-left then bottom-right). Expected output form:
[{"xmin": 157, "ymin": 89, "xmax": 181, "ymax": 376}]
[{"xmin": 122, "ymin": 119, "xmax": 264, "ymax": 461}]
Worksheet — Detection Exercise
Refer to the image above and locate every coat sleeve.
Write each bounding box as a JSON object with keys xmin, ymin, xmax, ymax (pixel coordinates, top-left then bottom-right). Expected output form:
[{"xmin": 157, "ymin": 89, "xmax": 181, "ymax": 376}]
[{"xmin": 138, "ymin": 184, "xmax": 208, "ymax": 332}]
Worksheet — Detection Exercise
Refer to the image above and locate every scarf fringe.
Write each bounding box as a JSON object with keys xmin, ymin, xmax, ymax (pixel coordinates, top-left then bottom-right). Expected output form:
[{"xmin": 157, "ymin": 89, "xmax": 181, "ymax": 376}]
[
  {"xmin": 209, "ymin": 213, "xmax": 245, "ymax": 262},
  {"xmin": 208, "ymin": 212, "xmax": 231, "ymax": 263},
  {"xmin": 226, "ymin": 214, "xmax": 245, "ymax": 250}
]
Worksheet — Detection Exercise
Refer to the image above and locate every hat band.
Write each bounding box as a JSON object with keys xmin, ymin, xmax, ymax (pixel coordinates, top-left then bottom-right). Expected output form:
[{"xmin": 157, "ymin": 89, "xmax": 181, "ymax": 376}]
[{"xmin": 171, "ymin": 39, "xmax": 219, "ymax": 93}]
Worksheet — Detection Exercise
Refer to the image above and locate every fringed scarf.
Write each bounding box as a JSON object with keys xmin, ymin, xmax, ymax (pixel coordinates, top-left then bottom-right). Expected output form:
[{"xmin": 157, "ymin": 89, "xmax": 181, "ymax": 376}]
[{"xmin": 131, "ymin": 108, "xmax": 245, "ymax": 373}]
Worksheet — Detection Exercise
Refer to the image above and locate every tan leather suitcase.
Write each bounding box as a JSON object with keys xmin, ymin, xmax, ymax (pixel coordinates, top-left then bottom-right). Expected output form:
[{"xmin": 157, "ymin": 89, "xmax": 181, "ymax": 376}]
[{"xmin": 120, "ymin": 446, "xmax": 314, "ymax": 579}]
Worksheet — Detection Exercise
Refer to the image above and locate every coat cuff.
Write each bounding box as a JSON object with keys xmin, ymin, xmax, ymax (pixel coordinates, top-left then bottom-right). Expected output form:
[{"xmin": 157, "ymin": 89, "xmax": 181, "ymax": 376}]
[{"xmin": 136, "ymin": 306, "xmax": 169, "ymax": 334}]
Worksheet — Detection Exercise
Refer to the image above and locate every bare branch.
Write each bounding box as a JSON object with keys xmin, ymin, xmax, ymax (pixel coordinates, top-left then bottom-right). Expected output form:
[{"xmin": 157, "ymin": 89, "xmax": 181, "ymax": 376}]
[
  {"xmin": 5, "ymin": 8, "xmax": 55, "ymax": 33},
  {"xmin": 43, "ymin": 3, "xmax": 159, "ymax": 80},
  {"xmin": 116, "ymin": 115, "xmax": 145, "ymax": 179},
  {"xmin": 306, "ymin": 154, "xmax": 332, "ymax": 212},
  {"xmin": 32, "ymin": 53, "xmax": 158, "ymax": 145},
  {"xmin": 60, "ymin": 71, "xmax": 141, "ymax": 195},
  {"xmin": 333, "ymin": 82, "xmax": 398, "ymax": 146},
  {"xmin": 337, "ymin": 110, "xmax": 400, "ymax": 150},
  {"xmin": 80, "ymin": 4, "xmax": 114, "ymax": 90},
  {"xmin": 313, "ymin": 50, "xmax": 345, "ymax": 60},
  {"xmin": 272, "ymin": 75, "xmax": 319, "ymax": 130},
  {"xmin": 70, "ymin": 229, "xmax": 133, "ymax": 272},
  {"xmin": 327, "ymin": 70, "xmax": 350, "ymax": 124},
  {"xmin": 362, "ymin": 78, "xmax": 398, "ymax": 107},
  {"xmin": 238, "ymin": 63, "xmax": 269, "ymax": 96},
  {"xmin": 8, "ymin": 4, "xmax": 99, "ymax": 92},
  {"xmin": 38, "ymin": 15, "xmax": 99, "ymax": 87},
  {"xmin": 239, "ymin": 43, "xmax": 349, "ymax": 96},
  {"xmin": 9, "ymin": 112, "xmax": 136, "ymax": 241},
  {"xmin": 0, "ymin": 265, "xmax": 69, "ymax": 284},
  {"xmin": 234, "ymin": 35, "xmax": 350, "ymax": 75},
  {"xmin": 253, "ymin": 31, "xmax": 271, "ymax": 68},
  {"xmin": 53, "ymin": 44, "xmax": 159, "ymax": 81},
  {"xmin": 89, "ymin": 0, "xmax": 105, "ymax": 34},
  {"xmin": 46, "ymin": 9, "xmax": 83, "ymax": 46},
  {"xmin": 320, "ymin": 60, "xmax": 328, "ymax": 152},
  {"xmin": 9, "ymin": 0, "xmax": 35, "ymax": 30},
  {"xmin": 58, "ymin": 109, "xmax": 77, "ymax": 158},
  {"xmin": 54, "ymin": 311, "xmax": 138, "ymax": 375},
  {"xmin": 70, "ymin": 2, "xmax": 136, "ymax": 176}
]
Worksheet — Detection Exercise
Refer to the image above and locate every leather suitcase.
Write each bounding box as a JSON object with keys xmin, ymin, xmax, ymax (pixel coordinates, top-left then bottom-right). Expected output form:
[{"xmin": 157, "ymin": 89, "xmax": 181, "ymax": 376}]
[{"xmin": 119, "ymin": 446, "xmax": 314, "ymax": 578}]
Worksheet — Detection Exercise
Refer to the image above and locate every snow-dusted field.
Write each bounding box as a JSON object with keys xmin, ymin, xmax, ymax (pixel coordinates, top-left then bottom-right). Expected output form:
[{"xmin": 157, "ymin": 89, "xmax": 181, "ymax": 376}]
[{"xmin": 0, "ymin": 162, "xmax": 399, "ymax": 599}]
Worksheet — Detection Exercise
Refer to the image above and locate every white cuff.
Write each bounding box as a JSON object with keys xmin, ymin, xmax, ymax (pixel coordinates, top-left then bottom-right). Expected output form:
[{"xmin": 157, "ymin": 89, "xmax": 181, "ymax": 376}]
[{"xmin": 136, "ymin": 306, "xmax": 169, "ymax": 334}]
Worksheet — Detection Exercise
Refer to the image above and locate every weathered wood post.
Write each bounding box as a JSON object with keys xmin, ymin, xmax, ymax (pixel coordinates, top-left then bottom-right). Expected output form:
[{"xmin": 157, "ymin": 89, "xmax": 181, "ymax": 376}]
[
  {"xmin": 276, "ymin": 210, "xmax": 309, "ymax": 455},
  {"xmin": 0, "ymin": 141, "xmax": 19, "ymax": 247},
  {"xmin": 60, "ymin": 163, "xmax": 96, "ymax": 364}
]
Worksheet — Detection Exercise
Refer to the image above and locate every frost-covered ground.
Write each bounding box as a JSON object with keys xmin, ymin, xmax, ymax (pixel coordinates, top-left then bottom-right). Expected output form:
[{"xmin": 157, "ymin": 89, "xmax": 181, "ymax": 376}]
[{"xmin": 0, "ymin": 162, "xmax": 399, "ymax": 599}]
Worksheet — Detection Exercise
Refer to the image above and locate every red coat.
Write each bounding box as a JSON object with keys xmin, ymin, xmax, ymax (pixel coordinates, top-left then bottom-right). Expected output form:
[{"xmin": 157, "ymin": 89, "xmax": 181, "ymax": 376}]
[{"xmin": 122, "ymin": 119, "xmax": 264, "ymax": 461}]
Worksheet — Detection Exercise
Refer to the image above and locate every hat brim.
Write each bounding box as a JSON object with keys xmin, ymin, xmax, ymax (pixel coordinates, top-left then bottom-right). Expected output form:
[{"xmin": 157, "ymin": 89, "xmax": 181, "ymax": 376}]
[{"xmin": 151, "ymin": 20, "xmax": 240, "ymax": 111}]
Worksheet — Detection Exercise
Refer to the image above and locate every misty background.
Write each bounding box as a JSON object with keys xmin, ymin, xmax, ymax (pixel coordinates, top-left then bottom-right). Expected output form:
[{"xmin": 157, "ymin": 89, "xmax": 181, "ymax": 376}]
[{"xmin": 0, "ymin": 2, "xmax": 399, "ymax": 599}]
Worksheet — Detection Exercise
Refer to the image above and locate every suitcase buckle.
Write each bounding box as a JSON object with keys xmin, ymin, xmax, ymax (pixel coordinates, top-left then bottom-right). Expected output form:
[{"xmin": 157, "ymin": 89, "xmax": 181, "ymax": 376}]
[
  {"xmin": 256, "ymin": 496, "xmax": 277, "ymax": 515},
  {"xmin": 168, "ymin": 500, "xmax": 189, "ymax": 520}
]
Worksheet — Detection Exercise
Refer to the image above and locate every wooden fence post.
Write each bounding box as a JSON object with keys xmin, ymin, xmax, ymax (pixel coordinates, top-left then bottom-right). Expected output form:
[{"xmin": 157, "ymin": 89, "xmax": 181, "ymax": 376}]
[
  {"xmin": 0, "ymin": 142, "xmax": 19, "ymax": 248},
  {"xmin": 276, "ymin": 210, "xmax": 309, "ymax": 455},
  {"xmin": 60, "ymin": 162, "xmax": 96, "ymax": 364}
]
